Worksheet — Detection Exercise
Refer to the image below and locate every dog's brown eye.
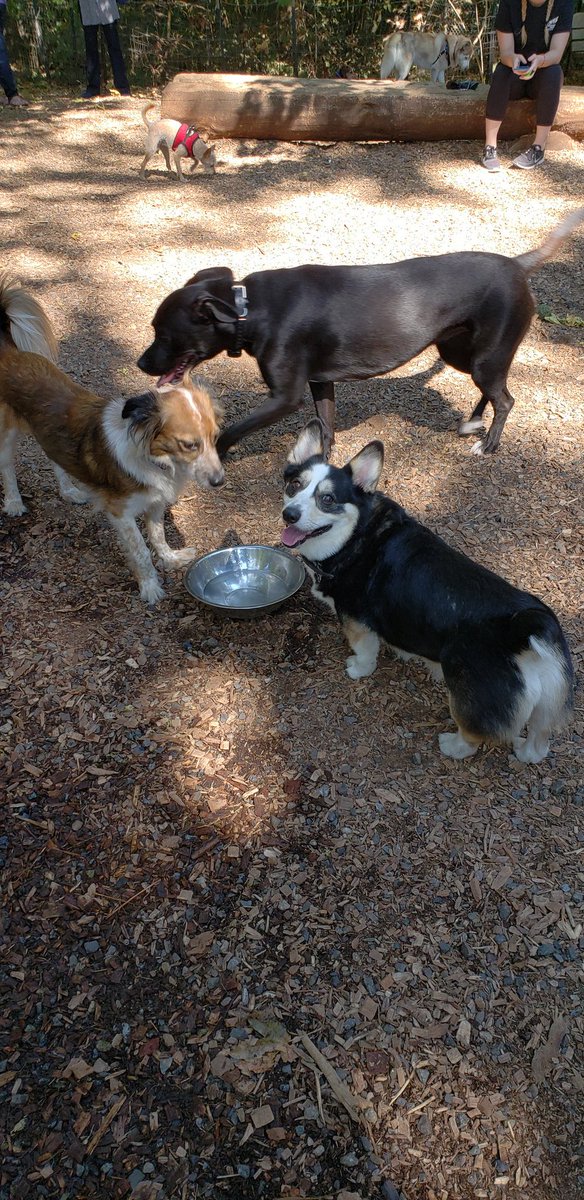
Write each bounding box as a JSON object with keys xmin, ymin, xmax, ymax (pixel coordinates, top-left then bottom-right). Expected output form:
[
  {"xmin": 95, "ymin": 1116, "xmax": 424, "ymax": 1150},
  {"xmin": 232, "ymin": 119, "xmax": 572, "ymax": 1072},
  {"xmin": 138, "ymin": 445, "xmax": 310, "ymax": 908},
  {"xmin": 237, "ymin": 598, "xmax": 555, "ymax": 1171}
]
[
  {"xmin": 181, "ymin": 439, "xmax": 201, "ymax": 452},
  {"xmin": 320, "ymin": 493, "xmax": 335, "ymax": 507},
  {"xmin": 286, "ymin": 479, "xmax": 302, "ymax": 496}
]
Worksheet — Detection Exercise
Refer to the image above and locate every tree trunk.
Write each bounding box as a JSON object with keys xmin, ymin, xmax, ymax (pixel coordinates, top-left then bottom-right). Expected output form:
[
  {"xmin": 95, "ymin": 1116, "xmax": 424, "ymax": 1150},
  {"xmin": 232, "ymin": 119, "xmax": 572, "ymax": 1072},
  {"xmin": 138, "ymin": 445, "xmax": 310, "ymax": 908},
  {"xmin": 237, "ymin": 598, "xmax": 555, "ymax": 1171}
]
[{"xmin": 161, "ymin": 75, "xmax": 584, "ymax": 143}]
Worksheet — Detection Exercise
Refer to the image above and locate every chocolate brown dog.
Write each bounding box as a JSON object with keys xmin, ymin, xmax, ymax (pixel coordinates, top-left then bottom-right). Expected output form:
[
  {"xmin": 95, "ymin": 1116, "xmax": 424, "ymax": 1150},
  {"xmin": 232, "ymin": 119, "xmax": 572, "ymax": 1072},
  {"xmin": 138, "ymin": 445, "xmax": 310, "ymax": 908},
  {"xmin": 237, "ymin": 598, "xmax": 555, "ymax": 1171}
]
[{"xmin": 137, "ymin": 208, "xmax": 584, "ymax": 460}]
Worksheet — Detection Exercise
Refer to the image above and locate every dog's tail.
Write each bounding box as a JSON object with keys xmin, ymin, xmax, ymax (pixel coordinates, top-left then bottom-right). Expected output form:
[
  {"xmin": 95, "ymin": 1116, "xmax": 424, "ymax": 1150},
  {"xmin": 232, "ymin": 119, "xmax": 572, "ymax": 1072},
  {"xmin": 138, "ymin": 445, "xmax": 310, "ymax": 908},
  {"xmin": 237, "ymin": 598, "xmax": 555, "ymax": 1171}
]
[
  {"xmin": 0, "ymin": 274, "xmax": 58, "ymax": 362},
  {"xmin": 141, "ymin": 102, "xmax": 158, "ymax": 129},
  {"xmin": 516, "ymin": 206, "xmax": 584, "ymax": 275}
]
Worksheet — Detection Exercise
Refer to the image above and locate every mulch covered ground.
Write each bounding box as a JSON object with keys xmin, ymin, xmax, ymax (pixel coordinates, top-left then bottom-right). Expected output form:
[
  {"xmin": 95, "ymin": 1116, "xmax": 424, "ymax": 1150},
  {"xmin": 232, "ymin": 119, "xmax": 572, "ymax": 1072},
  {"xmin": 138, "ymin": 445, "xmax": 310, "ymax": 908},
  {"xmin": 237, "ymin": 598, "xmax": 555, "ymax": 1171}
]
[{"xmin": 0, "ymin": 93, "xmax": 583, "ymax": 1200}]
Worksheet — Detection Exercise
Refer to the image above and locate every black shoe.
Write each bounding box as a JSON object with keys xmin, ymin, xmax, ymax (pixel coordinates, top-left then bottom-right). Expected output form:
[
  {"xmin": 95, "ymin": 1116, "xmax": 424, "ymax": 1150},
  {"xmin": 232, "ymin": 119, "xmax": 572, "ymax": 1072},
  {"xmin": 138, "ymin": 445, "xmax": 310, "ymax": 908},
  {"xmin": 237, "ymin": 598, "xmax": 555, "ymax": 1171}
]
[{"xmin": 81, "ymin": 89, "xmax": 100, "ymax": 99}]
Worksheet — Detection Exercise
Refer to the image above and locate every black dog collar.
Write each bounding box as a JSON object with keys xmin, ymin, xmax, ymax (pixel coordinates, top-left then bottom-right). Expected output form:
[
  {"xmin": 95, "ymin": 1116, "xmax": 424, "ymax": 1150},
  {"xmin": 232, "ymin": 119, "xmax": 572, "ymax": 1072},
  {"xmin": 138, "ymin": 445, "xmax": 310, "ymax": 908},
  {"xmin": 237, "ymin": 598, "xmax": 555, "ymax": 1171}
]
[{"xmin": 228, "ymin": 284, "xmax": 248, "ymax": 357}]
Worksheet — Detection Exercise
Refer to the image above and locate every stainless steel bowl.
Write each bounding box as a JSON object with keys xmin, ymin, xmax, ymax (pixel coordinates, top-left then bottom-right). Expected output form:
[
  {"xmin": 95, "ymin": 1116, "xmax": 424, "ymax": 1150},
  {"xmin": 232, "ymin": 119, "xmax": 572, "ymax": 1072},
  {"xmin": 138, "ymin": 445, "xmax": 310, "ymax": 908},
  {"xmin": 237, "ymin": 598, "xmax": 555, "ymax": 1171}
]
[{"xmin": 184, "ymin": 544, "xmax": 305, "ymax": 618}]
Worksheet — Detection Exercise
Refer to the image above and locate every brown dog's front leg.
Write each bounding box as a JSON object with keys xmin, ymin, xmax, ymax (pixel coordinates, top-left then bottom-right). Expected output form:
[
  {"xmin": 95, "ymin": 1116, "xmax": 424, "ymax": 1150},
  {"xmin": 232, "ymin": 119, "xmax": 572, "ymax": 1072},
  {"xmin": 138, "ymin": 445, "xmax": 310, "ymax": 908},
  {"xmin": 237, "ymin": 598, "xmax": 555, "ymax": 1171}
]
[{"xmin": 309, "ymin": 382, "xmax": 335, "ymax": 459}]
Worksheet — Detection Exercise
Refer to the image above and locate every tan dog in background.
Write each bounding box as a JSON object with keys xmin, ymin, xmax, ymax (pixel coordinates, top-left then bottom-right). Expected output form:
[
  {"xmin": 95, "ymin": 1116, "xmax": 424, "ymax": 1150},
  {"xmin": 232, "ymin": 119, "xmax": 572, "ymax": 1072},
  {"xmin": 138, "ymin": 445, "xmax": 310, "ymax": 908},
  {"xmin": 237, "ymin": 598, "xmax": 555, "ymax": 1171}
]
[
  {"xmin": 380, "ymin": 31, "xmax": 473, "ymax": 83},
  {"xmin": 0, "ymin": 275, "xmax": 224, "ymax": 604},
  {"xmin": 140, "ymin": 103, "xmax": 217, "ymax": 181}
]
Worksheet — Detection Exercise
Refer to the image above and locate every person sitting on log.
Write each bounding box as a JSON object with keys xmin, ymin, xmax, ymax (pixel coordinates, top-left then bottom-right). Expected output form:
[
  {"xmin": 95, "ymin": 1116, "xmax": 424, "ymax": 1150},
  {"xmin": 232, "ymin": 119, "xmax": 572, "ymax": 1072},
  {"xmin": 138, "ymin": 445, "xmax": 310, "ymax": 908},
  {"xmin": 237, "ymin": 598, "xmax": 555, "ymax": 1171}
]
[{"xmin": 481, "ymin": 0, "xmax": 573, "ymax": 172}]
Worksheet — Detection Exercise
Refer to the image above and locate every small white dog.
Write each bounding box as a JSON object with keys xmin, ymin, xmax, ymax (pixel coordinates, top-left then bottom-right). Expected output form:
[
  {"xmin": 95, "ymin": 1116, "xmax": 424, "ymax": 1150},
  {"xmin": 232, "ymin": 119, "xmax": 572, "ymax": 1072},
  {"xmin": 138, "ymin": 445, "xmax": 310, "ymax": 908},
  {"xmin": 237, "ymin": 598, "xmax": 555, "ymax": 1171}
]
[
  {"xmin": 380, "ymin": 31, "xmax": 473, "ymax": 84},
  {"xmin": 140, "ymin": 103, "xmax": 217, "ymax": 182}
]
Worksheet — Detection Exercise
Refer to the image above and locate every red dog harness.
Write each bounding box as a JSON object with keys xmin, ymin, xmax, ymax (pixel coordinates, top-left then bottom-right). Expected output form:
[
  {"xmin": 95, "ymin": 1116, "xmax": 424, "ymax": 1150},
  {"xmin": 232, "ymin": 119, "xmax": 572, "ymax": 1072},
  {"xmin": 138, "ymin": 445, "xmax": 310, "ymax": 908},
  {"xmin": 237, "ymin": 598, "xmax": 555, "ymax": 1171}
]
[{"xmin": 171, "ymin": 124, "xmax": 201, "ymax": 157}]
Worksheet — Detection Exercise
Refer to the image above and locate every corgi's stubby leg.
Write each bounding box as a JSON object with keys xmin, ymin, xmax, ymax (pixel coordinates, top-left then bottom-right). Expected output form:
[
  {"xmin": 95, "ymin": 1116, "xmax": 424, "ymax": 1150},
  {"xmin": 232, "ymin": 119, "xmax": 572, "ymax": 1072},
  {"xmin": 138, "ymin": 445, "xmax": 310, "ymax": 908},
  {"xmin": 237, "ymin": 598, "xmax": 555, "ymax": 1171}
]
[
  {"xmin": 51, "ymin": 464, "xmax": 88, "ymax": 504},
  {"xmin": 145, "ymin": 505, "xmax": 197, "ymax": 570},
  {"xmin": 161, "ymin": 143, "xmax": 172, "ymax": 172},
  {"xmin": 513, "ymin": 734, "xmax": 550, "ymax": 764},
  {"xmin": 106, "ymin": 512, "xmax": 165, "ymax": 604},
  {"xmin": 139, "ymin": 153, "xmax": 151, "ymax": 178},
  {"xmin": 0, "ymin": 426, "xmax": 26, "ymax": 515},
  {"xmin": 343, "ymin": 617, "xmax": 380, "ymax": 679},
  {"xmin": 439, "ymin": 729, "xmax": 480, "ymax": 759}
]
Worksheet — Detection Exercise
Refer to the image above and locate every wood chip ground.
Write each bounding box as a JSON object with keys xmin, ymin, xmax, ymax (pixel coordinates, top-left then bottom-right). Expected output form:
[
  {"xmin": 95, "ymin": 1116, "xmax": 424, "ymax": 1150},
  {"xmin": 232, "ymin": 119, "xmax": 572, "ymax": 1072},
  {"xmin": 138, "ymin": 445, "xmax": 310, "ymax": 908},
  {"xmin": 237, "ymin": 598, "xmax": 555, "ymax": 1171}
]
[{"xmin": 0, "ymin": 94, "xmax": 583, "ymax": 1200}]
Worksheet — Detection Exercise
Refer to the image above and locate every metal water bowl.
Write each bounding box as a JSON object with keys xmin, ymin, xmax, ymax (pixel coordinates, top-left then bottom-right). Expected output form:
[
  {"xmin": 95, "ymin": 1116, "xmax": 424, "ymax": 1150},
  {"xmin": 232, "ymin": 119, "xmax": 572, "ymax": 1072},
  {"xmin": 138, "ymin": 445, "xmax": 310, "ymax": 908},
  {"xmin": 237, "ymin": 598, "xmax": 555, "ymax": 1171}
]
[{"xmin": 184, "ymin": 544, "xmax": 305, "ymax": 618}]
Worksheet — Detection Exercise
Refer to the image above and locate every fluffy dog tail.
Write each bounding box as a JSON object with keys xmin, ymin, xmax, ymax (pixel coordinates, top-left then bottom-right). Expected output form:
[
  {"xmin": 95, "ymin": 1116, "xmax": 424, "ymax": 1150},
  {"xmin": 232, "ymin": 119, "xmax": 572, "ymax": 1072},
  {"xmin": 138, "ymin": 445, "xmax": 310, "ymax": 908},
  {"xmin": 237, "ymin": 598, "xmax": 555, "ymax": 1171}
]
[
  {"xmin": 516, "ymin": 206, "xmax": 584, "ymax": 275},
  {"xmin": 141, "ymin": 102, "xmax": 158, "ymax": 129},
  {"xmin": 0, "ymin": 274, "xmax": 58, "ymax": 362}
]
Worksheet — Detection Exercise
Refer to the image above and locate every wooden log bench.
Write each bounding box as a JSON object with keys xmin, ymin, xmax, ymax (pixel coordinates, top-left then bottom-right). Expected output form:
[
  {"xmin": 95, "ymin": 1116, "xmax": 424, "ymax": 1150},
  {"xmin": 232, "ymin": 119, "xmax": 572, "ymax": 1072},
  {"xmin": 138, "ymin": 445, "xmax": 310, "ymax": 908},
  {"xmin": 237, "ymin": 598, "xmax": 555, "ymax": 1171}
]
[{"xmin": 161, "ymin": 74, "xmax": 584, "ymax": 143}]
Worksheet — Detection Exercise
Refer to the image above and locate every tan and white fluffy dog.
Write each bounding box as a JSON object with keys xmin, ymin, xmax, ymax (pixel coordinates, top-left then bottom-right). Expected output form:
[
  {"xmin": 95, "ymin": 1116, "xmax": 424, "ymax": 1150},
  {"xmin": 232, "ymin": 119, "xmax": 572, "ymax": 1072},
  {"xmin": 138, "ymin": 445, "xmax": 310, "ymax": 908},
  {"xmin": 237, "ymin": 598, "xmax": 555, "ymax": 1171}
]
[
  {"xmin": 0, "ymin": 275, "xmax": 224, "ymax": 604},
  {"xmin": 140, "ymin": 103, "xmax": 217, "ymax": 182},
  {"xmin": 380, "ymin": 31, "xmax": 473, "ymax": 83}
]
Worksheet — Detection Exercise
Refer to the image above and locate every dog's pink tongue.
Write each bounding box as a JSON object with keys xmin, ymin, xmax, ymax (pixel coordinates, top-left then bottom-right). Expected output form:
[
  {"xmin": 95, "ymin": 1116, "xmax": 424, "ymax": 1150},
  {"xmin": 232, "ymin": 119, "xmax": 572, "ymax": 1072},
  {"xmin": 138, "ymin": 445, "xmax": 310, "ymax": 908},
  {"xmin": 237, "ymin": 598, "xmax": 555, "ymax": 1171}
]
[
  {"xmin": 157, "ymin": 370, "xmax": 178, "ymax": 387},
  {"xmin": 281, "ymin": 526, "xmax": 307, "ymax": 548}
]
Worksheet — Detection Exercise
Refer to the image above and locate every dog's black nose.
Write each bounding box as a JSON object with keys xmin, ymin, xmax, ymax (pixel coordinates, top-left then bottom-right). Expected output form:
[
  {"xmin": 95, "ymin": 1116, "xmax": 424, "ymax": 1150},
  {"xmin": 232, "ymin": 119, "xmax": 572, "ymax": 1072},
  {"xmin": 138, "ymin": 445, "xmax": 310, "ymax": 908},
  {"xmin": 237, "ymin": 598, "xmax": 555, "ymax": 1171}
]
[
  {"xmin": 209, "ymin": 471, "xmax": 225, "ymax": 488},
  {"xmin": 282, "ymin": 504, "xmax": 300, "ymax": 524},
  {"xmin": 137, "ymin": 350, "xmax": 152, "ymax": 373}
]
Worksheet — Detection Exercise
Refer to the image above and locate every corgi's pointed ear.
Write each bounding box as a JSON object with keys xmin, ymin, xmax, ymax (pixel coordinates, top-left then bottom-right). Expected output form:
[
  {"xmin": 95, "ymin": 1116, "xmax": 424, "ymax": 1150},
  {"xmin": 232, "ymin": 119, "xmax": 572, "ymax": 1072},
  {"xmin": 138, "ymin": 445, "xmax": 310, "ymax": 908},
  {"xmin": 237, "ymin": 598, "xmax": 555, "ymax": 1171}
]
[
  {"xmin": 288, "ymin": 420, "xmax": 325, "ymax": 465},
  {"xmin": 346, "ymin": 440, "xmax": 384, "ymax": 492}
]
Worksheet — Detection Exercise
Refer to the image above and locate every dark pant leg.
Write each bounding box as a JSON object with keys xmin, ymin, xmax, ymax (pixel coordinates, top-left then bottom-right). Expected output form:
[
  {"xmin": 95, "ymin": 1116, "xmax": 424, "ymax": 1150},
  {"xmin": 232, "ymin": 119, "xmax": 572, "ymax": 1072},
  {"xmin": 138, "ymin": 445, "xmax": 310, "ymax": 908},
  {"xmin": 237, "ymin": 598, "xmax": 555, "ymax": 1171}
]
[
  {"xmin": 102, "ymin": 20, "xmax": 130, "ymax": 93},
  {"xmin": 0, "ymin": 9, "xmax": 18, "ymax": 100},
  {"xmin": 83, "ymin": 24, "xmax": 101, "ymax": 94},
  {"xmin": 485, "ymin": 62, "xmax": 527, "ymax": 121},
  {"xmin": 486, "ymin": 60, "xmax": 564, "ymax": 128},
  {"xmin": 526, "ymin": 64, "xmax": 563, "ymax": 127}
]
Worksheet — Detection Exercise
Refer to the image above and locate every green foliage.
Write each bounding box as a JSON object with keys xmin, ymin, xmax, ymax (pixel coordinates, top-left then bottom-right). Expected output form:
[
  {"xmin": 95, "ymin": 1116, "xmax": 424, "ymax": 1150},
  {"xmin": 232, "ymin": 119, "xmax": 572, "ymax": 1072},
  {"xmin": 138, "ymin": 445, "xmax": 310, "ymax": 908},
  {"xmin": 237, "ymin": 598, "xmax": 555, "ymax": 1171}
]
[
  {"xmin": 538, "ymin": 303, "xmax": 584, "ymax": 328},
  {"xmin": 6, "ymin": 1, "xmax": 584, "ymax": 87}
]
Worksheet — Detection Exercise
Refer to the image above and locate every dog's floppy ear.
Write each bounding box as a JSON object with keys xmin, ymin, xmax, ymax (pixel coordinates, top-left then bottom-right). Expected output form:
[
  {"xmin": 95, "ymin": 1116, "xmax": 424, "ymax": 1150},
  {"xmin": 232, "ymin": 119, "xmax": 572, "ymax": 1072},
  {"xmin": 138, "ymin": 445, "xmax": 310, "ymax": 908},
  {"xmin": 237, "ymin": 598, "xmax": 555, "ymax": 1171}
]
[
  {"xmin": 288, "ymin": 419, "xmax": 325, "ymax": 465},
  {"xmin": 122, "ymin": 390, "xmax": 158, "ymax": 424},
  {"xmin": 345, "ymin": 441, "xmax": 384, "ymax": 493},
  {"xmin": 193, "ymin": 293, "xmax": 238, "ymax": 324},
  {"xmin": 184, "ymin": 267, "xmax": 234, "ymax": 287}
]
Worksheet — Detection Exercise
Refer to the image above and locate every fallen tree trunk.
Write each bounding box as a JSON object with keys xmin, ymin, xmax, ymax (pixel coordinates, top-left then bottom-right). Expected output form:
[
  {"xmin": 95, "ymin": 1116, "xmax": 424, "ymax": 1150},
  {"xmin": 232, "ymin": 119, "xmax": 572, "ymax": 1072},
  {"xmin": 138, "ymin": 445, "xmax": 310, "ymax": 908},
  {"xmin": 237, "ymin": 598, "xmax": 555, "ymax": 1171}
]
[{"xmin": 161, "ymin": 74, "xmax": 584, "ymax": 143}]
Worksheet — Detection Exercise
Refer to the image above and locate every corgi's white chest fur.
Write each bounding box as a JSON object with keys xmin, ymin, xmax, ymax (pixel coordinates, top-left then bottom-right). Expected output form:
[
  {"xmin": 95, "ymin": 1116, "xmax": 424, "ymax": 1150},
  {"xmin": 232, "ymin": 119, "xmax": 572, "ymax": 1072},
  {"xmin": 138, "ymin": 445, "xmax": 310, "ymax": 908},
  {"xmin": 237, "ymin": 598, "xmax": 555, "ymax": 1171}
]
[{"xmin": 304, "ymin": 562, "xmax": 337, "ymax": 614}]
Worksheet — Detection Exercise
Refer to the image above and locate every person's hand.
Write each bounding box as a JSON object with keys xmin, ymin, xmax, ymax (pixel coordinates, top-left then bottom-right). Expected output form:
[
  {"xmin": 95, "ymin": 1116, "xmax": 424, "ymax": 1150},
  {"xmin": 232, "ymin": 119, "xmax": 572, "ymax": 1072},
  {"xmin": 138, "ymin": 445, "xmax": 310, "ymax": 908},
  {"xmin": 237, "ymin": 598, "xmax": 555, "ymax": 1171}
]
[
  {"xmin": 528, "ymin": 52, "xmax": 546, "ymax": 71},
  {"xmin": 512, "ymin": 54, "xmax": 535, "ymax": 78}
]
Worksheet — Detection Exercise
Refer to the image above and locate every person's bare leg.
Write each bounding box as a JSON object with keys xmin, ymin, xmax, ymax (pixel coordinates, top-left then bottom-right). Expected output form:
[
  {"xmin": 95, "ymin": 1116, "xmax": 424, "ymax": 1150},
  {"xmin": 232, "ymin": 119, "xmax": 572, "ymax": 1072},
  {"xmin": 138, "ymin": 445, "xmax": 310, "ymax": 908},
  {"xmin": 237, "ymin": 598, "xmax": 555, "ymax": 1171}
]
[{"xmin": 485, "ymin": 118, "xmax": 503, "ymax": 148}]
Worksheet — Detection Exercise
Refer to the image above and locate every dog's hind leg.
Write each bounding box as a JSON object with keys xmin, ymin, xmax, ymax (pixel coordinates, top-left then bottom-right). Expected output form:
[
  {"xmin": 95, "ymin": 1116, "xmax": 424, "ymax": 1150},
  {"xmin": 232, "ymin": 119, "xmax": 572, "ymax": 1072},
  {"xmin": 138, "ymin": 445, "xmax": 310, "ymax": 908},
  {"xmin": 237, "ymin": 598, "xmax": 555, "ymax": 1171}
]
[
  {"xmin": 309, "ymin": 382, "xmax": 335, "ymax": 457},
  {"xmin": 436, "ymin": 331, "xmax": 489, "ymax": 438},
  {"xmin": 512, "ymin": 636, "xmax": 573, "ymax": 763},
  {"xmin": 51, "ymin": 464, "xmax": 89, "ymax": 504},
  {"xmin": 468, "ymin": 385, "xmax": 515, "ymax": 456},
  {"xmin": 0, "ymin": 425, "xmax": 26, "ymax": 515}
]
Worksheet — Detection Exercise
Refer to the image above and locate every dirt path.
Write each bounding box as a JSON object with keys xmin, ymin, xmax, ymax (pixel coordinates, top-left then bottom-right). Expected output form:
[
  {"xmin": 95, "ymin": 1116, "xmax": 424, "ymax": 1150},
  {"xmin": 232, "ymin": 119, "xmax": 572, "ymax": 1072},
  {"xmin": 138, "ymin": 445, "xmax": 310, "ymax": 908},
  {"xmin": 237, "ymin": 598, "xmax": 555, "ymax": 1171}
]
[{"xmin": 1, "ymin": 95, "xmax": 583, "ymax": 1200}]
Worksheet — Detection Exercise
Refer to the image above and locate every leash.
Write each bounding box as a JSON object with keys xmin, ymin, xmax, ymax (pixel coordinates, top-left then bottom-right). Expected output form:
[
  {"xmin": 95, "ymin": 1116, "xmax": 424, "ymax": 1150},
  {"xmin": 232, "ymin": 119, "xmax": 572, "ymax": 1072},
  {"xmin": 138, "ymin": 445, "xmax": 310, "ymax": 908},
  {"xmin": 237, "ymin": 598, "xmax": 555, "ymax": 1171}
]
[
  {"xmin": 228, "ymin": 284, "xmax": 248, "ymax": 357},
  {"xmin": 431, "ymin": 38, "xmax": 450, "ymax": 67}
]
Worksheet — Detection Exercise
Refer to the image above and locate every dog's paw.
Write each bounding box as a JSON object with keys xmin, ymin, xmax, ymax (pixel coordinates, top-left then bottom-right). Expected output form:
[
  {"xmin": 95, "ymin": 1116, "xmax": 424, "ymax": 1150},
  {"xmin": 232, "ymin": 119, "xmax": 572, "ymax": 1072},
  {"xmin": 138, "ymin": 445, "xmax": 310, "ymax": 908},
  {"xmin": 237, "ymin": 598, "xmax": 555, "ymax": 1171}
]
[
  {"xmin": 469, "ymin": 439, "xmax": 487, "ymax": 457},
  {"xmin": 439, "ymin": 730, "xmax": 479, "ymax": 759},
  {"xmin": 3, "ymin": 497, "xmax": 27, "ymax": 516},
  {"xmin": 513, "ymin": 735, "xmax": 549, "ymax": 764},
  {"xmin": 139, "ymin": 576, "xmax": 165, "ymax": 605},
  {"xmin": 162, "ymin": 547, "xmax": 197, "ymax": 569},
  {"xmin": 60, "ymin": 485, "xmax": 89, "ymax": 505},
  {"xmin": 346, "ymin": 654, "xmax": 376, "ymax": 680},
  {"xmin": 458, "ymin": 417, "xmax": 485, "ymax": 437}
]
